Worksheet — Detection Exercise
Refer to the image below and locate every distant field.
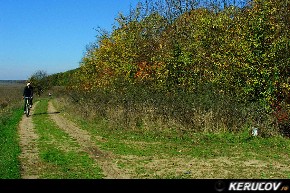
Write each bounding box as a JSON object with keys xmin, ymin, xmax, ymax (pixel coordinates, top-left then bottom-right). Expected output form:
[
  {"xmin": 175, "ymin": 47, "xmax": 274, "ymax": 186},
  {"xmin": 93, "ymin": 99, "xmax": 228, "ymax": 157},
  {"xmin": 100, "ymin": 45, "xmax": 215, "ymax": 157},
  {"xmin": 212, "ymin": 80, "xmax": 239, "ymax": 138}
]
[{"xmin": 0, "ymin": 82, "xmax": 24, "ymax": 111}]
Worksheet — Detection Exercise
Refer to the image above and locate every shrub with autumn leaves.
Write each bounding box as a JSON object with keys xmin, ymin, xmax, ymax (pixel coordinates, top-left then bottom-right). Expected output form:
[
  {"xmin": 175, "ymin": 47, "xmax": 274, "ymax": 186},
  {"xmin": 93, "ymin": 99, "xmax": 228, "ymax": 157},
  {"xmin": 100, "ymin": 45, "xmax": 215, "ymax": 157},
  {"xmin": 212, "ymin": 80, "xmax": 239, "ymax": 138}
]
[{"xmin": 47, "ymin": 0, "xmax": 290, "ymax": 136}]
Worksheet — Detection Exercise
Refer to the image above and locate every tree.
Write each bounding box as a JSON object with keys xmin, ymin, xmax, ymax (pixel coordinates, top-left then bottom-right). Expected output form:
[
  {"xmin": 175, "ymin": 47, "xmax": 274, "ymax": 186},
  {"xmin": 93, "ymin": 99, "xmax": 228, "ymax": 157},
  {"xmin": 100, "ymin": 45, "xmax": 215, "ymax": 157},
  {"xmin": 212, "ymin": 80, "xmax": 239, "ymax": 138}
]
[{"xmin": 29, "ymin": 70, "xmax": 49, "ymax": 96}]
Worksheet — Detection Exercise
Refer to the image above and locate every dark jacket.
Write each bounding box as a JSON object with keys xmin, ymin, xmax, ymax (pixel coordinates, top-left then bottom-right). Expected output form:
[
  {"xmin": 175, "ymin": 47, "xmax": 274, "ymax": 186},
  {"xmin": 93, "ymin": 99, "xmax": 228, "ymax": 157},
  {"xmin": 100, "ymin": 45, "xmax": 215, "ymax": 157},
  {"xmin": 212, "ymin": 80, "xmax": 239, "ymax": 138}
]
[{"xmin": 23, "ymin": 85, "xmax": 33, "ymax": 97}]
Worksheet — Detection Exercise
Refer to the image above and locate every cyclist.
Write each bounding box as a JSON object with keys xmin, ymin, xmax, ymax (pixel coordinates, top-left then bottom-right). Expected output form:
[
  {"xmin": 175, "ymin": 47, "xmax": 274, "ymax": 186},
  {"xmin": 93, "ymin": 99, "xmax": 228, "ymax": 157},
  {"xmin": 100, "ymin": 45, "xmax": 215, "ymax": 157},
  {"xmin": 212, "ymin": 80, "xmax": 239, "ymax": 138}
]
[{"xmin": 22, "ymin": 82, "xmax": 34, "ymax": 113}]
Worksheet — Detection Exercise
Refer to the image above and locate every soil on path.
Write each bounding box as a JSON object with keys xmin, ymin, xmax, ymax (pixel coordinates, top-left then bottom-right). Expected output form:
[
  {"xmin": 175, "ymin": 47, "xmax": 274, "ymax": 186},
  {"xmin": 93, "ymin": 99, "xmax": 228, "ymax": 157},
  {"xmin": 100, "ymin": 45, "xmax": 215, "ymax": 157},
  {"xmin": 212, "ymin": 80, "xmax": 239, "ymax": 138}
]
[
  {"xmin": 47, "ymin": 100, "xmax": 130, "ymax": 179},
  {"xmin": 18, "ymin": 100, "xmax": 130, "ymax": 179},
  {"xmin": 18, "ymin": 102, "xmax": 41, "ymax": 179}
]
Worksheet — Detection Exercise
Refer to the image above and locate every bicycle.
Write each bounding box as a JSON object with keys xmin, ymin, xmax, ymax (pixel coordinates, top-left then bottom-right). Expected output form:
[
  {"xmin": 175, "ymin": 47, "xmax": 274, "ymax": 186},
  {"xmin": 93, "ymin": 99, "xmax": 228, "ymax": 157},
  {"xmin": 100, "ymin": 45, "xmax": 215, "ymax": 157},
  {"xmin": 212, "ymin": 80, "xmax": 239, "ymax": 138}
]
[{"xmin": 24, "ymin": 97, "xmax": 32, "ymax": 117}]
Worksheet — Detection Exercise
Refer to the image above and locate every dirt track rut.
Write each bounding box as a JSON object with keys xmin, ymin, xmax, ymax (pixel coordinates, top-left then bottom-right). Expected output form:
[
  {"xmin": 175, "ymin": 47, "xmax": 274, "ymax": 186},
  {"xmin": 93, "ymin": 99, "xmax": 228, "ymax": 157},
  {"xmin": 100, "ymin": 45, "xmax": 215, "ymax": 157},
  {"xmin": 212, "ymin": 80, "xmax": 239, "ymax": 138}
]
[
  {"xmin": 18, "ymin": 99, "xmax": 129, "ymax": 179},
  {"xmin": 18, "ymin": 102, "xmax": 41, "ymax": 179},
  {"xmin": 47, "ymin": 101, "xmax": 130, "ymax": 179}
]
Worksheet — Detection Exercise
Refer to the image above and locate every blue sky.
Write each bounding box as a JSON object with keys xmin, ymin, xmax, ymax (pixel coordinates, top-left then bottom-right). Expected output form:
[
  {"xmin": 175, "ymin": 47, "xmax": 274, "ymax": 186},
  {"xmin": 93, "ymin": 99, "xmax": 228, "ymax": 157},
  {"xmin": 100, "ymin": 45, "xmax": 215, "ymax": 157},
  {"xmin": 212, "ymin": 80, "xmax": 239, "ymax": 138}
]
[{"xmin": 0, "ymin": 0, "xmax": 140, "ymax": 80}]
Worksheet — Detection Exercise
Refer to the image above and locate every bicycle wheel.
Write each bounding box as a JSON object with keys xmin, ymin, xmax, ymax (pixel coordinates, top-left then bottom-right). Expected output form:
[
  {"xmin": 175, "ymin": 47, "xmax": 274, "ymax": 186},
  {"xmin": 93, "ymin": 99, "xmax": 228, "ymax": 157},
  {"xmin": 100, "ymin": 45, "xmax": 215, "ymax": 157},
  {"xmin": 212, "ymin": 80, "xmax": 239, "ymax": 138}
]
[{"xmin": 26, "ymin": 99, "xmax": 30, "ymax": 117}]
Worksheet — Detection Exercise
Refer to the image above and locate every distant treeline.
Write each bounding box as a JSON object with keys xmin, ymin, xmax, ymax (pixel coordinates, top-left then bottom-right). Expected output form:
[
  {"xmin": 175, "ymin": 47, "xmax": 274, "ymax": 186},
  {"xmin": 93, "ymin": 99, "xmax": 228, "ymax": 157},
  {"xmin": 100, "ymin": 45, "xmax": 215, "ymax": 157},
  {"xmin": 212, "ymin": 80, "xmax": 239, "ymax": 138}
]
[{"xmin": 0, "ymin": 80, "xmax": 26, "ymax": 84}]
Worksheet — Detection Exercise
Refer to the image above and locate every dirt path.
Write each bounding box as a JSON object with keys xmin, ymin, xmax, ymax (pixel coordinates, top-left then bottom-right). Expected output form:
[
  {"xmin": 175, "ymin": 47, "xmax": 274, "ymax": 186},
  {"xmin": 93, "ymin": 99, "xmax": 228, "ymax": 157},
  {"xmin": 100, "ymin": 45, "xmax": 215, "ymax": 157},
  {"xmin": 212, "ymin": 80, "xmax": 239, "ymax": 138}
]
[
  {"xmin": 18, "ymin": 102, "xmax": 41, "ymax": 179},
  {"xmin": 47, "ymin": 100, "xmax": 130, "ymax": 179},
  {"xmin": 18, "ymin": 100, "xmax": 130, "ymax": 179},
  {"xmin": 17, "ymin": 99, "xmax": 290, "ymax": 179}
]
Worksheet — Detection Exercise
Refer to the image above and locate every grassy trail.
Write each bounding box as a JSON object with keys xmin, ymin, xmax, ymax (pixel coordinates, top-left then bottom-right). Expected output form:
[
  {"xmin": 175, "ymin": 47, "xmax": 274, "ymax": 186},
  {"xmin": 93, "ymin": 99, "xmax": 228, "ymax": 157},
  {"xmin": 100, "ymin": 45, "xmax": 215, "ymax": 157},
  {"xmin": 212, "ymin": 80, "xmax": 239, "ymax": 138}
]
[
  {"xmin": 2, "ymin": 96, "xmax": 290, "ymax": 179},
  {"xmin": 30, "ymin": 98, "xmax": 103, "ymax": 179},
  {"xmin": 15, "ymin": 98, "xmax": 104, "ymax": 179},
  {"xmin": 51, "ymin": 97, "xmax": 290, "ymax": 179}
]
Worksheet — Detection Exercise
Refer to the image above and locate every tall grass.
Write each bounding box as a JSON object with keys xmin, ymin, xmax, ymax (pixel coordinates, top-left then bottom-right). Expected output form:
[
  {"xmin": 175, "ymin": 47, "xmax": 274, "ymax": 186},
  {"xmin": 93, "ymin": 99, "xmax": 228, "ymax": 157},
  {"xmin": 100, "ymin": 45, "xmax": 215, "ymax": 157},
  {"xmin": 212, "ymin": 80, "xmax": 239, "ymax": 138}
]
[
  {"xmin": 51, "ymin": 86, "xmax": 290, "ymax": 179},
  {"xmin": 53, "ymin": 83, "xmax": 280, "ymax": 138},
  {"xmin": 0, "ymin": 83, "xmax": 23, "ymax": 111},
  {"xmin": 0, "ymin": 83, "xmax": 24, "ymax": 129}
]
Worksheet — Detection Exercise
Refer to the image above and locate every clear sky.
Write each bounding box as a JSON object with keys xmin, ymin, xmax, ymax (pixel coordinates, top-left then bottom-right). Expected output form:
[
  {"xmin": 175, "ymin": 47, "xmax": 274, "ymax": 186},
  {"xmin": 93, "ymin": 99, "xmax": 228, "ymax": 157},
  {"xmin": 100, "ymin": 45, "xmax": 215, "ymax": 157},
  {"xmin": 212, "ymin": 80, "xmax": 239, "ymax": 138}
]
[{"xmin": 0, "ymin": 0, "xmax": 141, "ymax": 80}]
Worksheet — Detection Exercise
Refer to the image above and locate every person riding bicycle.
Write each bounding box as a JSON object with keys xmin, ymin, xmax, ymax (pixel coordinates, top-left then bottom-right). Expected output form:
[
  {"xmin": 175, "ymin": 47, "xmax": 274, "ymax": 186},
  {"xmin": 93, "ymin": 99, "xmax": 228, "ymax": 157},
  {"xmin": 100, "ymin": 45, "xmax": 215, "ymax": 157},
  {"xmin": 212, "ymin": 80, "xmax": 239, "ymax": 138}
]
[{"xmin": 23, "ymin": 82, "xmax": 34, "ymax": 113}]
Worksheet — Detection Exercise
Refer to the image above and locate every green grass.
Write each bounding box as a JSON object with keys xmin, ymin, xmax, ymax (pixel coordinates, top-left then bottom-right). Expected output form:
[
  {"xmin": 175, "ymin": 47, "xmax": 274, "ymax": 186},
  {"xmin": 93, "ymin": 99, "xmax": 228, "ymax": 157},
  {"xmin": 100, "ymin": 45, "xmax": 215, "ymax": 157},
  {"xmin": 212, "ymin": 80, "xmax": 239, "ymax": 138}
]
[
  {"xmin": 0, "ymin": 82, "xmax": 287, "ymax": 178},
  {"xmin": 0, "ymin": 108, "xmax": 23, "ymax": 179},
  {"xmin": 72, "ymin": 116, "xmax": 290, "ymax": 159},
  {"xmin": 58, "ymin": 101, "xmax": 290, "ymax": 178},
  {"xmin": 0, "ymin": 83, "xmax": 29, "ymax": 179},
  {"xmin": 33, "ymin": 99, "xmax": 104, "ymax": 179}
]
